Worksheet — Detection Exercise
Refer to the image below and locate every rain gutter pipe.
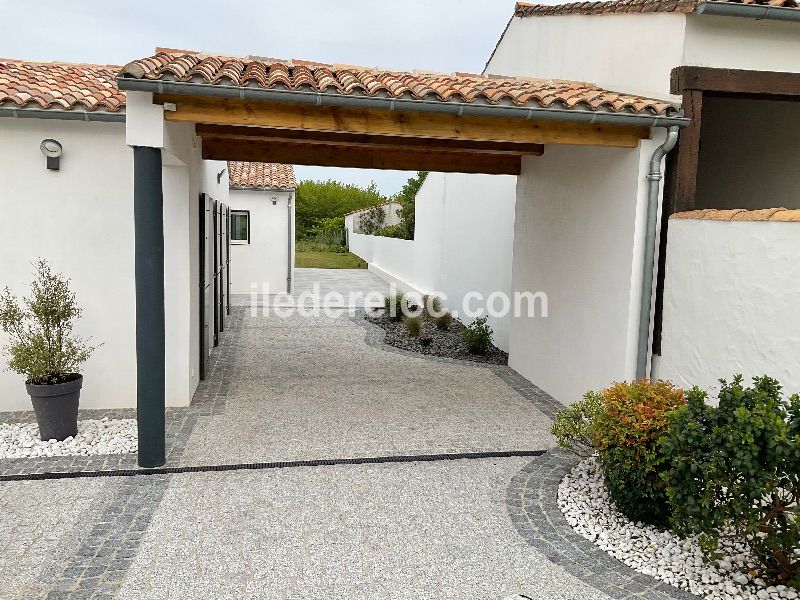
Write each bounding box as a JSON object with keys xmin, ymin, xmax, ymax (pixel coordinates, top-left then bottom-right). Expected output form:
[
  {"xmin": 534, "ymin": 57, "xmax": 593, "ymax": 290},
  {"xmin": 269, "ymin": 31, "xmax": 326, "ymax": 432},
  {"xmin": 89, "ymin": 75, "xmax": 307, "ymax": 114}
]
[
  {"xmin": 635, "ymin": 126, "xmax": 680, "ymax": 380},
  {"xmin": 695, "ymin": 2, "xmax": 800, "ymax": 22}
]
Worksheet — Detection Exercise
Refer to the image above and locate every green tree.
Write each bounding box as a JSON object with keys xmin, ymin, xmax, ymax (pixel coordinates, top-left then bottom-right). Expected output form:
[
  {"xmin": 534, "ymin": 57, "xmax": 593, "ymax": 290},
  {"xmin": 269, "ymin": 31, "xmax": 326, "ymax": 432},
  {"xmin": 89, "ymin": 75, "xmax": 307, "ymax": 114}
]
[
  {"xmin": 394, "ymin": 171, "xmax": 428, "ymax": 240},
  {"xmin": 295, "ymin": 179, "xmax": 386, "ymax": 238}
]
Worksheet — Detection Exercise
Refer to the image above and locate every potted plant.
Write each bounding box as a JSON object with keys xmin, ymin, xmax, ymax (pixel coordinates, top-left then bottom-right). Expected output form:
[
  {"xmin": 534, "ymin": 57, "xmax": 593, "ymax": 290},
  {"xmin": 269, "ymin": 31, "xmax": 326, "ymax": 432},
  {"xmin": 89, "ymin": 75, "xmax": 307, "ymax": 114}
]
[{"xmin": 0, "ymin": 260, "xmax": 98, "ymax": 441}]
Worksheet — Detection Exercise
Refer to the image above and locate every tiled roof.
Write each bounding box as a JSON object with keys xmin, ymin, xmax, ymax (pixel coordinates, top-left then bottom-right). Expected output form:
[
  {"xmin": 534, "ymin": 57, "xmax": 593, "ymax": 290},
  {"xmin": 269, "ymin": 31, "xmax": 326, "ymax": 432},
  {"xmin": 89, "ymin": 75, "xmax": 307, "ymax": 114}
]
[
  {"xmin": 514, "ymin": 0, "xmax": 799, "ymax": 17},
  {"xmin": 228, "ymin": 162, "xmax": 296, "ymax": 190},
  {"xmin": 671, "ymin": 208, "xmax": 800, "ymax": 221},
  {"xmin": 119, "ymin": 52, "xmax": 679, "ymax": 116},
  {"xmin": 0, "ymin": 59, "xmax": 125, "ymax": 113}
]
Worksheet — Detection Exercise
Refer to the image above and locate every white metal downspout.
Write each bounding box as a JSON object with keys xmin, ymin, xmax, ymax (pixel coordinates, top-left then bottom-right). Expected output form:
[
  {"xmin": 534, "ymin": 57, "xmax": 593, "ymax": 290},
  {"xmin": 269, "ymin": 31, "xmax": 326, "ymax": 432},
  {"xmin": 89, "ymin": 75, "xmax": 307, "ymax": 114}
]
[
  {"xmin": 635, "ymin": 126, "xmax": 680, "ymax": 380},
  {"xmin": 287, "ymin": 193, "xmax": 294, "ymax": 294}
]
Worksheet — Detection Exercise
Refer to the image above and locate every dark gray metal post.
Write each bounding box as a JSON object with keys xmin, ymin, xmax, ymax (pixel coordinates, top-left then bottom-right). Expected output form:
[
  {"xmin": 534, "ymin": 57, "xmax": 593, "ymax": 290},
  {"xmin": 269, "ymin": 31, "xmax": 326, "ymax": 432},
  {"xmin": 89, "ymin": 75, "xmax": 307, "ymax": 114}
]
[{"xmin": 133, "ymin": 146, "xmax": 166, "ymax": 468}]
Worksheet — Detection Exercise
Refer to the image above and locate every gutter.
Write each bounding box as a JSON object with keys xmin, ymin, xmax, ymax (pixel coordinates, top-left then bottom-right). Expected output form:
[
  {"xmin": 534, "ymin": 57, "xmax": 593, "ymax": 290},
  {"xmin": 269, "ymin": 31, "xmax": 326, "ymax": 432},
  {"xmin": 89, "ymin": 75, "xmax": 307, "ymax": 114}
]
[
  {"xmin": 287, "ymin": 193, "xmax": 294, "ymax": 294},
  {"xmin": 696, "ymin": 2, "xmax": 800, "ymax": 21},
  {"xmin": 0, "ymin": 107, "xmax": 126, "ymax": 123},
  {"xmin": 117, "ymin": 78, "xmax": 690, "ymax": 129},
  {"xmin": 636, "ymin": 126, "xmax": 680, "ymax": 381}
]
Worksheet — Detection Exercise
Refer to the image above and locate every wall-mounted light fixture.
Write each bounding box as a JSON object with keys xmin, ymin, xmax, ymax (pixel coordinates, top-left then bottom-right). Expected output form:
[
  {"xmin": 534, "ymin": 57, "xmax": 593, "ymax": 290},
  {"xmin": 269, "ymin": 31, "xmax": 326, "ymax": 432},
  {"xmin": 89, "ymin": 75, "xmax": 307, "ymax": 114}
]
[
  {"xmin": 216, "ymin": 167, "xmax": 227, "ymax": 184},
  {"xmin": 40, "ymin": 139, "xmax": 63, "ymax": 171},
  {"xmin": 271, "ymin": 196, "xmax": 278, "ymax": 206}
]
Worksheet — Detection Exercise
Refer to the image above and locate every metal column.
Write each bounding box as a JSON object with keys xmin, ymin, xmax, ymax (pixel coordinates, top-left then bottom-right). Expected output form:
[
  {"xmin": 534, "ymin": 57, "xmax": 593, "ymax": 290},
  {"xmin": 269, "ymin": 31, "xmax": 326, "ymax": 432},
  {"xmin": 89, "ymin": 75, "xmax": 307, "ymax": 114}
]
[{"xmin": 133, "ymin": 146, "xmax": 166, "ymax": 468}]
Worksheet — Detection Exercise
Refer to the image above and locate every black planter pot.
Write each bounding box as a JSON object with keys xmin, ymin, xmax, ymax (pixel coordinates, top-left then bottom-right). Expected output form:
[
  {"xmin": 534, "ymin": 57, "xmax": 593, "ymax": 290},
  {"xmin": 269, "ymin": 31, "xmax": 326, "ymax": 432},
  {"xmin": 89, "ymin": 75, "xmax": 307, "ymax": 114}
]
[{"xmin": 26, "ymin": 374, "xmax": 82, "ymax": 441}]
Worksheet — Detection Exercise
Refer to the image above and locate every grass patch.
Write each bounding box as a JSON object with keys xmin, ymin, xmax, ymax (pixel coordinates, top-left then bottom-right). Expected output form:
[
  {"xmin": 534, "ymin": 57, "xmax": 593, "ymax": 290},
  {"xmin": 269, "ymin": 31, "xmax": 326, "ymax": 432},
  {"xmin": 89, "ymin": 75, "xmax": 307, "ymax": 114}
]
[{"xmin": 295, "ymin": 251, "xmax": 367, "ymax": 269}]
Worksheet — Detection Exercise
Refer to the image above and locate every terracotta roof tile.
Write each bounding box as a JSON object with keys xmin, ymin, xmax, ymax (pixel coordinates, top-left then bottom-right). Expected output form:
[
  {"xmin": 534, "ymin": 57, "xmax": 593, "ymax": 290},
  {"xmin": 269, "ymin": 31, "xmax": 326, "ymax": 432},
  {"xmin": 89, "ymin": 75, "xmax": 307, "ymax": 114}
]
[
  {"xmin": 228, "ymin": 162, "xmax": 296, "ymax": 190},
  {"xmin": 120, "ymin": 52, "xmax": 679, "ymax": 117},
  {"xmin": 0, "ymin": 59, "xmax": 125, "ymax": 113},
  {"xmin": 671, "ymin": 208, "xmax": 800, "ymax": 221},
  {"xmin": 514, "ymin": 0, "xmax": 799, "ymax": 17}
]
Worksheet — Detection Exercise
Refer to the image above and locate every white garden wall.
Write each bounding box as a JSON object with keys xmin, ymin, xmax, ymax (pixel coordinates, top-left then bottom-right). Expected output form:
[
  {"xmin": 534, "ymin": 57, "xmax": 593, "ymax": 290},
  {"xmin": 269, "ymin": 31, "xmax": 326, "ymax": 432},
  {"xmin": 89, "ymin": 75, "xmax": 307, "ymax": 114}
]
[
  {"xmin": 509, "ymin": 138, "xmax": 662, "ymax": 406},
  {"xmin": 347, "ymin": 172, "xmax": 517, "ymax": 350},
  {"xmin": 0, "ymin": 118, "xmax": 136, "ymax": 411},
  {"xmin": 229, "ymin": 189, "xmax": 294, "ymax": 295},
  {"xmin": 655, "ymin": 218, "xmax": 800, "ymax": 396},
  {"xmin": 347, "ymin": 201, "xmax": 401, "ymax": 234}
]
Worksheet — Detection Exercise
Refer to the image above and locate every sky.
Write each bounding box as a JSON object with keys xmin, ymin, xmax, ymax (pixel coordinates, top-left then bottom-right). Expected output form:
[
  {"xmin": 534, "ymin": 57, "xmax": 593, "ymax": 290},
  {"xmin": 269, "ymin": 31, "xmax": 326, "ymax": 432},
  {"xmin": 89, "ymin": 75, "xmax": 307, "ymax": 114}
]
[{"xmin": 1, "ymin": 1, "xmax": 518, "ymax": 196}]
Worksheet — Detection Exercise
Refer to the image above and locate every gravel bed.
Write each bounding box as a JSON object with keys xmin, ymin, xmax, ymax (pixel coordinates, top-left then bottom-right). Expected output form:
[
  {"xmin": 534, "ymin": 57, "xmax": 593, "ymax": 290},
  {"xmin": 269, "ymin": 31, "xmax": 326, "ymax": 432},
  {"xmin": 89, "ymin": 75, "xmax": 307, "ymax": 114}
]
[
  {"xmin": 0, "ymin": 418, "xmax": 137, "ymax": 458},
  {"xmin": 364, "ymin": 309, "xmax": 509, "ymax": 365},
  {"xmin": 558, "ymin": 456, "xmax": 799, "ymax": 600}
]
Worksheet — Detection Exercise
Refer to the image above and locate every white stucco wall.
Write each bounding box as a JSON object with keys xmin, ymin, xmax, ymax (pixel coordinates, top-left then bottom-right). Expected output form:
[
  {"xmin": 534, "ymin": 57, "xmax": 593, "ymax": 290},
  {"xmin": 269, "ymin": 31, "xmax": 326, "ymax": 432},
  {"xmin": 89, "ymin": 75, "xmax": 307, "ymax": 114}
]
[
  {"xmin": 486, "ymin": 13, "xmax": 686, "ymax": 99},
  {"xmin": 509, "ymin": 138, "xmax": 661, "ymax": 405},
  {"xmin": 0, "ymin": 118, "xmax": 136, "ymax": 411},
  {"xmin": 229, "ymin": 189, "xmax": 294, "ymax": 295},
  {"xmin": 694, "ymin": 96, "xmax": 800, "ymax": 210},
  {"xmin": 683, "ymin": 15, "xmax": 800, "ymax": 73},
  {"xmin": 348, "ymin": 201, "xmax": 402, "ymax": 234},
  {"xmin": 655, "ymin": 219, "xmax": 800, "ymax": 396}
]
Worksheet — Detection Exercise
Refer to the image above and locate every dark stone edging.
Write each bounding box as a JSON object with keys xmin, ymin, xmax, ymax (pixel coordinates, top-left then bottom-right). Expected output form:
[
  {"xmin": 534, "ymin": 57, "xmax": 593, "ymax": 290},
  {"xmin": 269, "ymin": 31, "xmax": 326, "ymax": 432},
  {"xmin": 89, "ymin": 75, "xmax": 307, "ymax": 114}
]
[{"xmin": 507, "ymin": 450, "xmax": 696, "ymax": 600}]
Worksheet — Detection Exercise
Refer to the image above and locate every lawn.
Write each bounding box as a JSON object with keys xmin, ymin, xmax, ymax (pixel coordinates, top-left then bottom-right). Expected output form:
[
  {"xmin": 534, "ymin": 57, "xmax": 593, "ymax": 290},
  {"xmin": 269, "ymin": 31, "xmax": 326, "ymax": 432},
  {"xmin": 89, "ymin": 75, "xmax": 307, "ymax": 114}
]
[{"xmin": 295, "ymin": 251, "xmax": 367, "ymax": 269}]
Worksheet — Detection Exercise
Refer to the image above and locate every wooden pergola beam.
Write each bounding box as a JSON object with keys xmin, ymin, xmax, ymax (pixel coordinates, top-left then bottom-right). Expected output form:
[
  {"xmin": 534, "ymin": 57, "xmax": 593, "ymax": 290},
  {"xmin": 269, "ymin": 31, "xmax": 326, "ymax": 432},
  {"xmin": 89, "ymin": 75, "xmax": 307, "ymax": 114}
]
[
  {"xmin": 202, "ymin": 137, "xmax": 523, "ymax": 175},
  {"xmin": 156, "ymin": 94, "xmax": 650, "ymax": 149},
  {"xmin": 671, "ymin": 66, "xmax": 800, "ymax": 97},
  {"xmin": 195, "ymin": 124, "xmax": 545, "ymax": 156}
]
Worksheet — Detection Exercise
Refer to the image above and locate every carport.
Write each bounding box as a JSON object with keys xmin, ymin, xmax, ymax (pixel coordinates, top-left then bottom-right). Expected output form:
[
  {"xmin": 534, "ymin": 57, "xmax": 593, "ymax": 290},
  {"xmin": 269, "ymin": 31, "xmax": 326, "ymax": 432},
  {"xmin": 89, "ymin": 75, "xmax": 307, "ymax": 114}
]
[{"xmin": 116, "ymin": 51, "xmax": 686, "ymax": 467}]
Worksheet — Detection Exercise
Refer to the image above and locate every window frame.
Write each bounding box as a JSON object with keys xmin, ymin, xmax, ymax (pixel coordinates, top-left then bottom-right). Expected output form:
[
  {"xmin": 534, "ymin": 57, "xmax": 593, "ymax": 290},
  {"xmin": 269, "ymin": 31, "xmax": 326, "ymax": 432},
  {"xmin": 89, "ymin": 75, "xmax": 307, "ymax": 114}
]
[{"xmin": 230, "ymin": 210, "xmax": 251, "ymax": 245}]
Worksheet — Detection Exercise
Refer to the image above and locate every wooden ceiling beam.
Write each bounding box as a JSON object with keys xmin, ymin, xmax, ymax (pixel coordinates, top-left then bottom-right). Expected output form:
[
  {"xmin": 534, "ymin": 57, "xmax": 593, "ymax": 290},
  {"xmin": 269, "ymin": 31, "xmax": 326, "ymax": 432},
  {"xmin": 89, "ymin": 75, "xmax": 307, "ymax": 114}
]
[
  {"xmin": 202, "ymin": 138, "xmax": 523, "ymax": 175},
  {"xmin": 195, "ymin": 124, "xmax": 545, "ymax": 155},
  {"xmin": 671, "ymin": 66, "xmax": 800, "ymax": 97},
  {"xmin": 155, "ymin": 94, "xmax": 649, "ymax": 149}
]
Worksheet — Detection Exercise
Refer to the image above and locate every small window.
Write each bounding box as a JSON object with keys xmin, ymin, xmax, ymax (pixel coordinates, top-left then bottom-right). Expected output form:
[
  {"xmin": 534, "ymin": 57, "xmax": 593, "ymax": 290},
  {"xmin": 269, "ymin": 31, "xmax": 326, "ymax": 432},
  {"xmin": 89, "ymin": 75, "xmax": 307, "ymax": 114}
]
[{"xmin": 230, "ymin": 210, "xmax": 250, "ymax": 244}]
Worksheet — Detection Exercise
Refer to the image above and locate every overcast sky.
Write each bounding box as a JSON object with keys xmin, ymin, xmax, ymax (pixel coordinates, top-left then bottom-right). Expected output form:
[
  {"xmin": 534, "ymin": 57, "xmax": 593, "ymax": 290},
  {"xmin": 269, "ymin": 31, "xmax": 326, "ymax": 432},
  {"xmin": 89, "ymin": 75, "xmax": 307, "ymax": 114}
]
[{"xmin": 1, "ymin": 1, "xmax": 519, "ymax": 196}]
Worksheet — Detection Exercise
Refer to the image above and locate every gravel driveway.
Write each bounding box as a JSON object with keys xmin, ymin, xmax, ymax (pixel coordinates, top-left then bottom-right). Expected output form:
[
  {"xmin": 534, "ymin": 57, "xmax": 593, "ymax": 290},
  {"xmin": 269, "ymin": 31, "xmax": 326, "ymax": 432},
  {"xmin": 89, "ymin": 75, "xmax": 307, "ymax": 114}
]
[{"xmin": 0, "ymin": 300, "xmax": 606, "ymax": 599}]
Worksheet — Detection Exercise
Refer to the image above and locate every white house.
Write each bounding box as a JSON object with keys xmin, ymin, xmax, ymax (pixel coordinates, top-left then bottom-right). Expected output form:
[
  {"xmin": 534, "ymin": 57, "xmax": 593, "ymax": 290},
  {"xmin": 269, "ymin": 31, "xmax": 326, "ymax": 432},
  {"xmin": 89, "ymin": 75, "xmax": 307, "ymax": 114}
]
[
  {"xmin": 228, "ymin": 161, "xmax": 296, "ymax": 296},
  {"xmin": 347, "ymin": 0, "xmax": 800, "ymax": 402}
]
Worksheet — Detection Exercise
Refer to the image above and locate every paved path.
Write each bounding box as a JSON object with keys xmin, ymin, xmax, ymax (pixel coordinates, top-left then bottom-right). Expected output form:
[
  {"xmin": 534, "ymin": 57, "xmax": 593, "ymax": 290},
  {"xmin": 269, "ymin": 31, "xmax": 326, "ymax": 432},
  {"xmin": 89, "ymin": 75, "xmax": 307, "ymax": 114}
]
[
  {"xmin": 233, "ymin": 268, "xmax": 390, "ymax": 308},
  {"xmin": 0, "ymin": 300, "xmax": 619, "ymax": 599}
]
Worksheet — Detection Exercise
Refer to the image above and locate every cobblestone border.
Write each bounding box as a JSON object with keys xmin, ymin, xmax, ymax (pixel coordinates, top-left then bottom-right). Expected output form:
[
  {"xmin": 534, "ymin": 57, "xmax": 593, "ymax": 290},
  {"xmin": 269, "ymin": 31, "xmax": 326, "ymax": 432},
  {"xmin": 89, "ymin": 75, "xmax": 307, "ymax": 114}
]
[
  {"xmin": 507, "ymin": 450, "xmax": 696, "ymax": 600},
  {"xmin": 351, "ymin": 310, "xmax": 564, "ymax": 419},
  {"xmin": 0, "ymin": 308, "xmax": 245, "ymax": 477}
]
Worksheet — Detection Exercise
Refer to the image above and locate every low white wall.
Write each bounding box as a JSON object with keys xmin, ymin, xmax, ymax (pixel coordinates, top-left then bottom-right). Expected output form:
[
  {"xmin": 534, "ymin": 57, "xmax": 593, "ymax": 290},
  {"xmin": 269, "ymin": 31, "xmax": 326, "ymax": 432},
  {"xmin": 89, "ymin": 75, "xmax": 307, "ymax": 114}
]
[
  {"xmin": 230, "ymin": 189, "xmax": 294, "ymax": 295},
  {"xmin": 655, "ymin": 218, "xmax": 800, "ymax": 396},
  {"xmin": 0, "ymin": 119, "xmax": 136, "ymax": 411},
  {"xmin": 348, "ymin": 201, "xmax": 401, "ymax": 234},
  {"xmin": 509, "ymin": 140, "xmax": 657, "ymax": 405},
  {"xmin": 347, "ymin": 172, "xmax": 517, "ymax": 350}
]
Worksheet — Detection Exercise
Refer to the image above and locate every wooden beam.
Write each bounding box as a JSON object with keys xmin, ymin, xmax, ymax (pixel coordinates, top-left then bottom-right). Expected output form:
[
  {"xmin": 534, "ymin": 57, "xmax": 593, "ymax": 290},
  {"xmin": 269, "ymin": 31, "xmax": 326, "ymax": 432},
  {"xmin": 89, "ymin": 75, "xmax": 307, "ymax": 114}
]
[
  {"xmin": 155, "ymin": 94, "xmax": 649, "ymax": 149},
  {"xmin": 195, "ymin": 124, "xmax": 545, "ymax": 156},
  {"xmin": 671, "ymin": 66, "xmax": 800, "ymax": 97},
  {"xmin": 673, "ymin": 90, "xmax": 703, "ymax": 214},
  {"xmin": 202, "ymin": 138, "xmax": 523, "ymax": 175}
]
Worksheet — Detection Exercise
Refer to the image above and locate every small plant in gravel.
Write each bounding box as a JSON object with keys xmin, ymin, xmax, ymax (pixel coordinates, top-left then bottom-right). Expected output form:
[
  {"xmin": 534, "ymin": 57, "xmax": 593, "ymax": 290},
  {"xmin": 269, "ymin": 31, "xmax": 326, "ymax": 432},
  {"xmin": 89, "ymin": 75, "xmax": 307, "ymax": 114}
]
[
  {"xmin": 405, "ymin": 316, "xmax": 422, "ymax": 337},
  {"xmin": 551, "ymin": 391, "xmax": 603, "ymax": 457},
  {"xmin": 593, "ymin": 380, "xmax": 686, "ymax": 526},
  {"xmin": 384, "ymin": 293, "xmax": 406, "ymax": 322},
  {"xmin": 663, "ymin": 375, "xmax": 800, "ymax": 587},
  {"xmin": 462, "ymin": 316, "xmax": 493, "ymax": 354},
  {"xmin": 435, "ymin": 311, "xmax": 453, "ymax": 331},
  {"xmin": 419, "ymin": 335, "xmax": 433, "ymax": 347}
]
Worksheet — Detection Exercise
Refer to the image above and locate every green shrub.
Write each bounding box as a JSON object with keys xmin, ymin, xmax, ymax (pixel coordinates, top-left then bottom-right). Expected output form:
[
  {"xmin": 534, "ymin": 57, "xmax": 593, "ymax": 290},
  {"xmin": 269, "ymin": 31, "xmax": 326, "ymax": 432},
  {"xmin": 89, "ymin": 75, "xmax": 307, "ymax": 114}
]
[
  {"xmin": 359, "ymin": 205, "xmax": 386, "ymax": 235},
  {"xmin": 383, "ymin": 293, "xmax": 406, "ymax": 322},
  {"xmin": 551, "ymin": 392, "xmax": 604, "ymax": 457},
  {"xmin": 375, "ymin": 224, "xmax": 406, "ymax": 239},
  {"xmin": 405, "ymin": 316, "xmax": 422, "ymax": 337},
  {"xmin": 662, "ymin": 376, "xmax": 800, "ymax": 586},
  {"xmin": 462, "ymin": 316, "xmax": 493, "ymax": 354},
  {"xmin": 0, "ymin": 260, "xmax": 98, "ymax": 385},
  {"xmin": 435, "ymin": 312, "xmax": 453, "ymax": 331},
  {"xmin": 593, "ymin": 380, "xmax": 686, "ymax": 525}
]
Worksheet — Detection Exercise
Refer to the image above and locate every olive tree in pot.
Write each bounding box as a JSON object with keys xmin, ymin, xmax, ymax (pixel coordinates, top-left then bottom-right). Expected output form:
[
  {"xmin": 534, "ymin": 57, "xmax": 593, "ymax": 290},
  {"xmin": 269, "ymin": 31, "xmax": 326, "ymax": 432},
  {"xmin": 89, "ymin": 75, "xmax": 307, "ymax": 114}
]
[{"xmin": 0, "ymin": 260, "xmax": 98, "ymax": 441}]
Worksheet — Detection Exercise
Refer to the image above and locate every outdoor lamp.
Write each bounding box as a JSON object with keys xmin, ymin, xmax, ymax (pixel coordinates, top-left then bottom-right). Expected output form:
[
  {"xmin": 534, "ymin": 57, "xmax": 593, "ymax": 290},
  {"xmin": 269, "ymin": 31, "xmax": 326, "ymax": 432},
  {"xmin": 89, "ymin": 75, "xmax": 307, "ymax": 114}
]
[
  {"xmin": 272, "ymin": 196, "xmax": 278, "ymax": 205},
  {"xmin": 40, "ymin": 139, "xmax": 63, "ymax": 171}
]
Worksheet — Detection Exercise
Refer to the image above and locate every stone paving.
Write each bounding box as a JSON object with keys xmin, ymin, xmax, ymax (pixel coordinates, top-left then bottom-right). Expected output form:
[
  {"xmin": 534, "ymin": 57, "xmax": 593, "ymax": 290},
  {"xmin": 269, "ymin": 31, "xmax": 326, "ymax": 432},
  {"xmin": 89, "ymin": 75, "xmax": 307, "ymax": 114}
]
[{"xmin": 0, "ymin": 289, "xmax": 677, "ymax": 599}]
